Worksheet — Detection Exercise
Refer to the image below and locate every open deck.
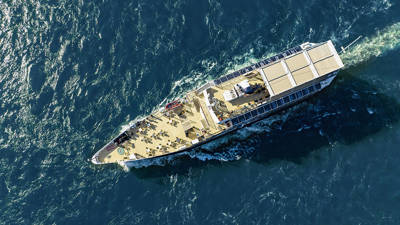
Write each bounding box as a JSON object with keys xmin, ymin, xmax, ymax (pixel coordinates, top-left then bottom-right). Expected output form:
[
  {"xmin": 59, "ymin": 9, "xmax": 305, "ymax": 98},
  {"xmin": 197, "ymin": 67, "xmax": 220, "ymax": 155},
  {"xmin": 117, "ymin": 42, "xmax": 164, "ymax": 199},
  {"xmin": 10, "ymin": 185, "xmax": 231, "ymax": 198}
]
[
  {"xmin": 206, "ymin": 72, "xmax": 270, "ymax": 120},
  {"xmin": 98, "ymin": 98, "xmax": 223, "ymax": 163}
]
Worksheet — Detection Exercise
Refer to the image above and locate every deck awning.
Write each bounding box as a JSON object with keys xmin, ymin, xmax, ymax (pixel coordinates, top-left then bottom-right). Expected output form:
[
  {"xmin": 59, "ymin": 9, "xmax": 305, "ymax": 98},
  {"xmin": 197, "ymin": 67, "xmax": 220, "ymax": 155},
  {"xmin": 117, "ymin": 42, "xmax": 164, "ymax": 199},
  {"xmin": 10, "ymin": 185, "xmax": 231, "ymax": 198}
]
[{"xmin": 258, "ymin": 40, "xmax": 343, "ymax": 96}]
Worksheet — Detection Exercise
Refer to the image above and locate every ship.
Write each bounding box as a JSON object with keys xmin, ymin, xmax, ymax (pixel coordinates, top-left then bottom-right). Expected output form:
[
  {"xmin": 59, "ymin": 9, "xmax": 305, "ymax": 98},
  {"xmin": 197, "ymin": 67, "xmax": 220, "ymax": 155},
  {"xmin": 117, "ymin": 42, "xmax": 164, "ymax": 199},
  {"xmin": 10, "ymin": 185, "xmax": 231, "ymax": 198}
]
[{"xmin": 92, "ymin": 40, "xmax": 344, "ymax": 169}]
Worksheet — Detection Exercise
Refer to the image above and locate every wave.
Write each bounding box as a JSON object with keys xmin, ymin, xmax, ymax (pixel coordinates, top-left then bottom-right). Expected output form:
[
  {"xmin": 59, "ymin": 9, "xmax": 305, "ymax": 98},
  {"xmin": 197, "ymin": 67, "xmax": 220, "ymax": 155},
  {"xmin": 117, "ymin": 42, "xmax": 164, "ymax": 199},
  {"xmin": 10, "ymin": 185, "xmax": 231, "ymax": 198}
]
[{"xmin": 341, "ymin": 22, "xmax": 400, "ymax": 67}]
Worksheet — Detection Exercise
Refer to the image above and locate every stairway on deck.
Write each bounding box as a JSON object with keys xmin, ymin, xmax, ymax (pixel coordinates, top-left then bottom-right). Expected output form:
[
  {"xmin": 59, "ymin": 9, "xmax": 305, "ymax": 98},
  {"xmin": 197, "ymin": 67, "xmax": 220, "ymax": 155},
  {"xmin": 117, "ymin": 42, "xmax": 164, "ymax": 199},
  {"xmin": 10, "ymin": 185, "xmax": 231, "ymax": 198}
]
[{"xmin": 196, "ymin": 97, "xmax": 217, "ymax": 130}]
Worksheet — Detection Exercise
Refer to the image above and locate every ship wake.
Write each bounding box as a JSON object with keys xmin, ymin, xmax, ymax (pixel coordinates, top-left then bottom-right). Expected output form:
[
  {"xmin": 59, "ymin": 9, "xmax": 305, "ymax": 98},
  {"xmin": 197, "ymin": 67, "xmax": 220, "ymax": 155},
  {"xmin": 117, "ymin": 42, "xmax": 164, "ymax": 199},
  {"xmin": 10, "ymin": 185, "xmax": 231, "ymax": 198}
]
[{"xmin": 341, "ymin": 22, "xmax": 400, "ymax": 67}]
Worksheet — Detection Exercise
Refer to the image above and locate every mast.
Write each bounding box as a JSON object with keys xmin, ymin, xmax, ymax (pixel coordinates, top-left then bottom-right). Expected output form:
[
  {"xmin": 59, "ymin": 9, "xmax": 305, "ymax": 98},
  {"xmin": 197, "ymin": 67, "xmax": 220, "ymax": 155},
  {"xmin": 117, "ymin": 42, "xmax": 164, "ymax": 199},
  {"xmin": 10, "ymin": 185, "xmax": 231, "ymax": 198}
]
[{"xmin": 340, "ymin": 35, "xmax": 363, "ymax": 54}]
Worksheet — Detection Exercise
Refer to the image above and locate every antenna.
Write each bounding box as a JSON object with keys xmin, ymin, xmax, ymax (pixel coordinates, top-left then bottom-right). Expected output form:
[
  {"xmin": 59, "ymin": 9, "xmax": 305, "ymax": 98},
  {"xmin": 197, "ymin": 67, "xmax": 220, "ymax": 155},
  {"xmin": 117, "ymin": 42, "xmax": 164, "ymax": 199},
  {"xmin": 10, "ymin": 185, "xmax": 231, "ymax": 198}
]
[{"xmin": 340, "ymin": 35, "xmax": 363, "ymax": 54}]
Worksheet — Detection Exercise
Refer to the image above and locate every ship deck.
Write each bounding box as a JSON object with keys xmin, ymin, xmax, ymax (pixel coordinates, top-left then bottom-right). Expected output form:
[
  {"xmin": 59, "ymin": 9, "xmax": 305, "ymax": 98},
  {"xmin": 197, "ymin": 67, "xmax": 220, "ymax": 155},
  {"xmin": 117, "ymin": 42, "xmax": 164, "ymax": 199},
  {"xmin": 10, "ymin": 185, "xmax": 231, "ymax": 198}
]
[
  {"xmin": 100, "ymin": 101, "xmax": 223, "ymax": 163},
  {"xmin": 93, "ymin": 40, "xmax": 344, "ymax": 165},
  {"xmin": 207, "ymin": 72, "xmax": 270, "ymax": 120}
]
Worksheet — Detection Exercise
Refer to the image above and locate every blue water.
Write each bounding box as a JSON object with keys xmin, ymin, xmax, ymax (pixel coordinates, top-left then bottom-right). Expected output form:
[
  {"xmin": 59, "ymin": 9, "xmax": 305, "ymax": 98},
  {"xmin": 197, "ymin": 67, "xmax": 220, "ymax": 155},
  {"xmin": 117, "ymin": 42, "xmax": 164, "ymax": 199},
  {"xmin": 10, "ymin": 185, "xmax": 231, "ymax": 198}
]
[{"xmin": 1, "ymin": 0, "xmax": 400, "ymax": 224}]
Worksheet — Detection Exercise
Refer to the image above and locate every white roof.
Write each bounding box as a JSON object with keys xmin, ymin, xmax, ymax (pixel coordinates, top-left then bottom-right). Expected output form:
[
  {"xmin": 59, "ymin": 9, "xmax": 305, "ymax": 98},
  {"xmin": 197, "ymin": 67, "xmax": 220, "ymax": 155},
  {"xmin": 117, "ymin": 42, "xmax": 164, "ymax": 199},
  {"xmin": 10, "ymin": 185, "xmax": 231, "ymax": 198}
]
[{"xmin": 259, "ymin": 40, "xmax": 343, "ymax": 96}]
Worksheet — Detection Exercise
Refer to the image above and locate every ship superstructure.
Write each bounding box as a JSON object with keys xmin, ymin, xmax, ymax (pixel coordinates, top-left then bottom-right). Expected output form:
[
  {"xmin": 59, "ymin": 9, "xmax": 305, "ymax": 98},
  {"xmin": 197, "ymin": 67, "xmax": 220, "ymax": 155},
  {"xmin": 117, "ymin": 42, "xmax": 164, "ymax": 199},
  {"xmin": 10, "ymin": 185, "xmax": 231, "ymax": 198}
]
[{"xmin": 92, "ymin": 40, "xmax": 344, "ymax": 169}]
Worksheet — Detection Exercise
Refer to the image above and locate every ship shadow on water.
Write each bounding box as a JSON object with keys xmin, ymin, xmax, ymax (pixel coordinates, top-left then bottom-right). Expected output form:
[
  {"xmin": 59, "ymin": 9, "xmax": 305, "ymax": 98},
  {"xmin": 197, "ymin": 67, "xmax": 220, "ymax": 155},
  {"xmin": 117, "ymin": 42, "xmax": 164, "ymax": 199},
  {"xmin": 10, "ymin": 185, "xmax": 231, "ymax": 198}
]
[
  {"xmin": 131, "ymin": 69, "xmax": 400, "ymax": 178},
  {"xmin": 251, "ymin": 70, "xmax": 400, "ymax": 163}
]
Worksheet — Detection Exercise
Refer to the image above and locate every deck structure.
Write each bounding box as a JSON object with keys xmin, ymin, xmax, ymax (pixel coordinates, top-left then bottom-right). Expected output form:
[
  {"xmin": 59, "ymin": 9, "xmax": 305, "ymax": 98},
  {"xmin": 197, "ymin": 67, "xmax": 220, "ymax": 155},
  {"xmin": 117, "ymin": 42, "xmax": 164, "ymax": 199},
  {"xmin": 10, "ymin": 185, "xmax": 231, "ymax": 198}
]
[{"xmin": 92, "ymin": 40, "xmax": 344, "ymax": 167}]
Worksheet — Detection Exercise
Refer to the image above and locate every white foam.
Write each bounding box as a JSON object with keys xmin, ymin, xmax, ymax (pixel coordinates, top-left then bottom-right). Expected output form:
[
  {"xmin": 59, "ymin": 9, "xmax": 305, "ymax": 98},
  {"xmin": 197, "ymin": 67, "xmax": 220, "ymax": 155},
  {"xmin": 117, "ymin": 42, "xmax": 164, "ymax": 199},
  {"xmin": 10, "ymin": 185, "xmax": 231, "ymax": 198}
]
[
  {"xmin": 366, "ymin": 107, "xmax": 375, "ymax": 115},
  {"xmin": 341, "ymin": 22, "xmax": 400, "ymax": 67}
]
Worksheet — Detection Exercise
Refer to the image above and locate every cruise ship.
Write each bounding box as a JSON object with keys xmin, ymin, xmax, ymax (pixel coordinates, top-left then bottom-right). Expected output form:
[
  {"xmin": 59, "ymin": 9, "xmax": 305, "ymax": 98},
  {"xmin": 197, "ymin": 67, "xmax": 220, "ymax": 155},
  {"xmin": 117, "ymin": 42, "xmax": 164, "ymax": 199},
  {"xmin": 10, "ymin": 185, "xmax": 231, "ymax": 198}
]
[{"xmin": 92, "ymin": 40, "xmax": 344, "ymax": 169}]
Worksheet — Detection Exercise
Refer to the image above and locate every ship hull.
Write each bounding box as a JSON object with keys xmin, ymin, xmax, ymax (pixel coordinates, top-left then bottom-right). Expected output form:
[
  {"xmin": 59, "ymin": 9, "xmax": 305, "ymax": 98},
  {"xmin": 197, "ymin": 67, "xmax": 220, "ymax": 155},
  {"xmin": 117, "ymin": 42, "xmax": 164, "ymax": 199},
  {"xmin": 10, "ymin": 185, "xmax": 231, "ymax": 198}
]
[{"xmin": 118, "ymin": 72, "xmax": 338, "ymax": 169}]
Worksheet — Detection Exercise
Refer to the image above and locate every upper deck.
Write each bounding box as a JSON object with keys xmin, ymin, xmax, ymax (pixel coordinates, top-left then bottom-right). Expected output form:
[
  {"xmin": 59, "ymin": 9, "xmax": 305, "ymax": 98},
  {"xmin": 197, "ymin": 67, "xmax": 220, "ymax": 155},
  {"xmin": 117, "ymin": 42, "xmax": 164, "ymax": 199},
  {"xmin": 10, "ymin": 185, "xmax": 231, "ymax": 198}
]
[
  {"xmin": 213, "ymin": 40, "xmax": 343, "ymax": 97},
  {"xmin": 206, "ymin": 40, "xmax": 343, "ymax": 122},
  {"xmin": 92, "ymin": 40, "xmax": 344, "ymax": 165}
]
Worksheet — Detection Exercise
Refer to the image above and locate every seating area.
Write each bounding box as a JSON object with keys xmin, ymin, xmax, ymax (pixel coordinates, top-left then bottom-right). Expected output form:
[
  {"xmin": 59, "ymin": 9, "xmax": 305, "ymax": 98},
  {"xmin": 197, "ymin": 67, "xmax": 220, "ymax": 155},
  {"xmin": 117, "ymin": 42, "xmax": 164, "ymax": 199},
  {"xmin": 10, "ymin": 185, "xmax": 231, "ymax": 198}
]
[
  {"xmin": 223, "ymin": 79, "xmax": 254, "ymax": 102},
  {"xmin": 208, "ymin": 72, "xmax": 270, "ymax": 120}
]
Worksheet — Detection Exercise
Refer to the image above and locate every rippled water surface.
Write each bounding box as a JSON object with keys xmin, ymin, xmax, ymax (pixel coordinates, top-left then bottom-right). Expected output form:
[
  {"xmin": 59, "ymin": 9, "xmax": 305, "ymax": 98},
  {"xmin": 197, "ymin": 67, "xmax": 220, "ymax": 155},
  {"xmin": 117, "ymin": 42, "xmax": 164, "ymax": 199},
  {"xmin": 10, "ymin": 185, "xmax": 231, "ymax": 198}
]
[{"xmin": 1, "ymin": 0, "xmax": 400, "ymax": 224}]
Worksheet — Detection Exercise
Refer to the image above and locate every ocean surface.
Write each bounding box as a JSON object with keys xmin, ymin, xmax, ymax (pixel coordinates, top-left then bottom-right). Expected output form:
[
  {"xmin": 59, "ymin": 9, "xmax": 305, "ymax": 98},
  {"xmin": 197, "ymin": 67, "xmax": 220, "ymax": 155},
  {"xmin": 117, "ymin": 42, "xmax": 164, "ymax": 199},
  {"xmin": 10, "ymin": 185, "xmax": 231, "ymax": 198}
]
[{"xmin": 1, "ymin": 0, "xmax": 400, "ymax": 224}]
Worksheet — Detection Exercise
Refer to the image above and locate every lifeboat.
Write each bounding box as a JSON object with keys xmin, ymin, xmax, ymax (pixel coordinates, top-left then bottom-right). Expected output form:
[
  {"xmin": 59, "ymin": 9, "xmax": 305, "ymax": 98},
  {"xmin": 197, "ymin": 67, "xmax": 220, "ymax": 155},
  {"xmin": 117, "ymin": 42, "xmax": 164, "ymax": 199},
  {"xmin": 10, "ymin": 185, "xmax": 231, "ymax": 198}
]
[{"xmin": 165, "ymin": 100, "xmax": 182, "ymax": 111}]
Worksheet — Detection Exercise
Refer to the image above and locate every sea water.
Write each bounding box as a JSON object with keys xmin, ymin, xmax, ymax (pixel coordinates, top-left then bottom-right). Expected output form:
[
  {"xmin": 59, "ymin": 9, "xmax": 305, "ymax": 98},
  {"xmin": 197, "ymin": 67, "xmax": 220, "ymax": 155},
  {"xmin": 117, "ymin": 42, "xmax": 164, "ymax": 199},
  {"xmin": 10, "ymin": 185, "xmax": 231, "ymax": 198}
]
[{"xmin": 1, "ymin": 0, "xmax": 400, "ymax": 224}]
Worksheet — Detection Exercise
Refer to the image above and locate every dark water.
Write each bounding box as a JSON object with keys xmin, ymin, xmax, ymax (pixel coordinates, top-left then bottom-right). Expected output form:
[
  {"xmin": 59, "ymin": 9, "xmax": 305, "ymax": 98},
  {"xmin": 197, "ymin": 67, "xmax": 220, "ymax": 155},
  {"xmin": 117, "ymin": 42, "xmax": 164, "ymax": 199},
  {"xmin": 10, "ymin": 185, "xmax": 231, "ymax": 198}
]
[{"xmin": 1, "ymin": 0, "xmax": 400, "ymax": 224}]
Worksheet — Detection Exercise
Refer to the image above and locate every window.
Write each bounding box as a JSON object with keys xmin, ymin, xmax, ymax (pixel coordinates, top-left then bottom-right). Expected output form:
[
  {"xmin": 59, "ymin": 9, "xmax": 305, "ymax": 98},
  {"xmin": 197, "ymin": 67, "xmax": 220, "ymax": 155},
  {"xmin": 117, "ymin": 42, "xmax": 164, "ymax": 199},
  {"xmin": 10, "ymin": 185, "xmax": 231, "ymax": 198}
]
[
  {"xmin": 283, "ymin": 96, "xmax": 290, "ymax": 103},
  {"xmin": 315, "ymin": 83, "xmax": 321, "ymax": 90},
  {"xmin": 251, "ymin": 110, "xmax": 258, "ymax": 117},
  {"xmin": 277, "ymin": 99, "xmax": 283, "ymax": 106},
  {"xmin": 271, "ymin": 102, "xmax": 277, "ymax": 109},
  {"xmin": 238, "ymin": 115, "xmax": 245, "ymax": 122},
  {"xmin": 302, "ymin": 88, "xmax": 309, "ymax": 96},
  {"xmin": 296, "ymin": 91, "xmax": 303, "ymax": 98},
  {"xmin": 232, "ymin": 118, "xmax": 239, "ymax": 125},
  {"xmin": 257, "ymin": 107, "xmax": 265, "ymax": 114},
  {"xmin": 289, "ymin": 93, "xmax": 297, "ymax": 101},
  {"xmin": 308, "ymin": 86, "xmax": 315, "ymax": 93},
  {"xmin": 245, "ymin": 112, "xmax": 251, "ymax": 120},
  {"xmin": 264, "ymin": 104, "xmax": 271, "ymax": 111}
]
